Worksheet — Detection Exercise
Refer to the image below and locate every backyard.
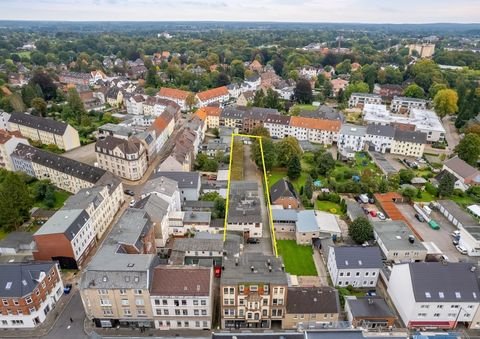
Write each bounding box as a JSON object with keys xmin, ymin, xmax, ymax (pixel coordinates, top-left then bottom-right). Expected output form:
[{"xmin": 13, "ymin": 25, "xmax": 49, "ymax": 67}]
[
  {"xmin": 268, "ymin": 156, "xmax": 312, "ymax": 192},
  {"xmin": 230, "ymin": 139, "xmax": 244, "ymax": 181},
  {"xmin": 276, "ymin": 240, "xmax": 318, "ymax": 276},
  {"xmin": 33, "ymin": 190, "xmax": 70, "ymax": 210},
  {"xmin": 315, "ymin": 200, "xmax": 342, "ymax": 214}
]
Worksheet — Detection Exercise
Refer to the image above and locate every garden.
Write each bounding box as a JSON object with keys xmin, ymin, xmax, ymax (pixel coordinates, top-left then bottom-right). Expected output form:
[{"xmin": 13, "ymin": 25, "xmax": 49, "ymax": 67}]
[{"xmin": 276, "ymin": 240, "xmax": 318, "ymax": 276}]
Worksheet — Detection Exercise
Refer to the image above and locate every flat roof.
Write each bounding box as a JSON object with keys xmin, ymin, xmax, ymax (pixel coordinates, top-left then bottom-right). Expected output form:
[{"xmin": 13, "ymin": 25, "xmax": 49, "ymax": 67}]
[{"xmin": 373, "ymin": 220, "xmax": 427, "ymax": 252}]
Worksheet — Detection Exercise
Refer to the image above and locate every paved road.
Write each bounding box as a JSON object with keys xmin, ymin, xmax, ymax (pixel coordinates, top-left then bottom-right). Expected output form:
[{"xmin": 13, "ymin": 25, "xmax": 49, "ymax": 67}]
[
  {"xmin": 443, "ymin": 117, "xmax": 460, "ymax": 152},
  {"xmin": 45, "ymin": 290, "xmax": 87, "ymax": 339}
]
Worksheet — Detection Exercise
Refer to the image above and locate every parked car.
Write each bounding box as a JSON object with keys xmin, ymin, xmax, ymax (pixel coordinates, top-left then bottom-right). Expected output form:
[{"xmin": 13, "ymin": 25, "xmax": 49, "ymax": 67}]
[
  {"xmin": 369, "ymin": 210, "xmax": 377, "ymax": 217},
  {"xmin": 64, "ymin": 283, "xmax": 73, "ymax": 294},
  {"xmin": 415, "ymin": 213, "xmax": 425, "ymax": 222},
  {"xmin": 246, "ymin": 238, "xmax": 259, "ymax": 244},
  {"xmin": 124, "ymin": 189, "xmax": 135, "ymax": 196},
  {"xmin": 368, "ymin": 197, "xmax": 375, "ymax": 204},
  {"xmin": 129, "ymin": 199, "xmax": 136, "ymax": 207},
  {"xmin": 452, "ymin": 238, "xmax": 459, "ymax": 246},
  {"xmin": 362, "ymin": 207, "xmax": 369, "ymax": 214},
  {"xmin": 365, "ymin": 290, "xmax": 377, "ymax": 296},
  {"xmin": 451, "ymin": 230, "xmax": 461, "ymax": 238},
  {"xmin": 377, "ymin": 212, "xmax": 386, "ymax": 220},
  {"xmin": 456, "ymin": 245, "xmax": 468, "ymax": 255}
]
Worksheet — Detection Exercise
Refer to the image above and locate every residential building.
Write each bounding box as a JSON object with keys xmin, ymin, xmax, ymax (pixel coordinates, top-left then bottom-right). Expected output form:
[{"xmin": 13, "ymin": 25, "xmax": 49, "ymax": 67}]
[
  {"xmin": 59, "ymin": 71, "xmax": 91, "ymax": 86},
  {"xmin": 195, "ymin": 107, "xmax": 222, "ymax": 129},
  {"xmin": 8, "ymin": 113, "xmax": 80, "ymax": 151},
  {"xmin": 345, "ymin": 296, "xmax": 396, "ymax": 330},
  {"xmin": 200, "ymin": 139, "xmax": 230, "ymax": 157},
  {"xmin": 242, "ymin": 107, "xmax": 279, "ymax": 134},
  {"xmin": 125, "ymin": 94, "xmax": 145, "ymax": 115},
  {"xmin": 158, "ymin": 128, "xmax": 197, "ymax": 172},
  {"xmin": 248, "ymin": 60, "xmax": 263, "ymax": 73},
  {"xmin": 288, "ymin": 116, "xmax": 341, "ymax": 145},
  {"xmin": 391, "ymin": 97, "xmax": 428, "ymax": 114},
  {"xmin": 150, "ymin": 266, "xmax": 213, "ymax": 330},
  {"xmin": 227, "ymin": 181, "xmax": 263, "ymax": 238},
  {"xmin": 168, "ymin": 235, "xmax": 230, "ymax": 266},
  {"xmin": 442, "ymin": 157, "xmax": 480, "ymax": 191},
  {"xmin": 387, "ymin": 262, "xmax": 480, "ymax": 329},
  {"xmin": 0, "ymin": 111, "xmax": 11, "ymax": 130},
  {"xmin": 196, "ymin": 86, "xmax": 230, "ymax": 108},
  {"xmin": 153, "ymin": 171, "xmax": 201, "ymax": 201},
  {"xmin": 390, "ymin": 129, "xmax": 426, "ymax": 157},
  {"xmin": 168, "ymin": 211, "xmax": 213, "ymax": 236},
  {"xmin": 330, "ymin": 79, "xmax": 349, "ymax": 97},
  {"xmin": 220, "ymin": 107, "xmax": 245, "ymax": 131},
  {"xmin": 0, "ymin": 129, "xmax": 29, "ymax": 171},
  {"xmin": 327, "ymin": 246, "xmax": 382, "ymax": 288},
  {"xmin": 299, "ymin": 105, "xmax": 344, "ymax": 122},
  {"xmin": 338, "ymin": 124, "xmax": 367, "ymax": 159},
  {"xmin": 373, "ymin": 84, "xmax": 403, "ymax": 101},
  {"xmin": 80, "ymin": 209, "xmax": 158, "ymax": 329},
  {"xmin": 134, "ymin": 194, "xmax": 171, "ymax": 248},
  {"xmin": 263, "ymin": 114, "xmax": 291, "ymax": 139},
  {"xmin": 236, "ymin": 91, "xmax": 255, "ymax": 107},
  {"xmin": 244, "ymin": 75, "xmax": 261, "ymax": 90},
  {"xmin": 141, "ymin": 175, "xmax": 181, "ymax": 213},
  {"xmin": 283, "ymin": 287, "xmax": 340, "ymax": 330},
  {"xmin": 11, "ymin": 144, "xmax": 110, "ymax": 194},
  {"xmin": 220, "ymin": 253, "xmax": 288, "ymax": 329},
  {"xmin": 373, "ymin": 220, "xmax": 427, "ymax": 262},
  {"xmin": 0, "ymin": 262, "xmax": 64, "ymax": 329},
  {"xmin": 408, "ymin": 43, "xmax": 436, "ymax": 58},
  {"xmin": 348, "ymin": 93, "xmax": 382, "ymax": 108},
  {"xmin": 158, "ymin": 88, "xmax": 190, "ymax": 111},
  {"xmin": 365, "ymin": 124, "xmax": 395, "ymax": 153},
  {"xmin": 270, "ymin": 178, "xmax": 299, "ymax": 209},
  {"xmin": 149, "ymin": 111, "xmax": 175, "ymax": 154}
]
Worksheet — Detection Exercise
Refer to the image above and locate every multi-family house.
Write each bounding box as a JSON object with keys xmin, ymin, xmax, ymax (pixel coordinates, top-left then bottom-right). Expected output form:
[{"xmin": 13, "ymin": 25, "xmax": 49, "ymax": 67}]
[
  {"xmin": 283, "ymin": 287, "xmax": 340, "ymax": 330},
  {"xmin": 158, "ymin": 88, "xmax": 191, "ymax": 111},
  {"xmin": 365, "ymin": 124, "xmax": 395, "ymax": 153},
  {"xmin": 442, "ymin": 156, "xmax": 480, "ymax": 191},
  {"xmin": 227, "ymin": 181, "xmax": 263, "ymax": 238},
  {"xmin": 59, "ymin": 72, "xmax": 91, "ymax": 86},
  {"xmin": 134, "ymin": 194, "xmax": 172, "ymax": 248},
  {"xmin": 337, "ymin": 124, "xmax": 367, "ymax": 159},
  {"xmin": 391, "ymin": 96, "xmax": 428, "ymax": 114},
  {"xmin": 150, "ymin": 266, "xmax": 213, "ymax": 330},
  {"xmin": 141, "ymin": 175, "xmax": 181, "ymax": 216},
  {"xmin": 153, "ymin": 171, "xmax": 201, "ymax": 201},
  {"xmin": 390, "ymin": 129, "xmax": 426, "ymax": 157},
  {"xmin": 220, "ymin": 107, "xmax": 245, "ymax": 131},
  {"xmin": 125, "ymin": 94, "xmax": 145, "ymax": 115},
  {"xmin": 263, "ymin": 114, "xmax": 291, "ymax": 139},
  {"xmin": 168, "ymin": 211, "xmax": 212, "ymax": 236},
  {"xmin": 227, "ymin": 84, "xmax": 241, "ymax": 99},
  {"xmin": 348, "ymin": 93, "xmax": 382, "ymax": 108},
  {"xmin": 96, "ymin": 136, "xmax": 148, "ymax": 181},
  {"xmin": 288, "ymin": 116, "xmax": 341, "ymax": 145},
  {"xmin": 80, "ymin": 209, "xmax": 158, "ymax": 329},
  {"xmin": 373, "ymin": 84, "xmax": 403, "ymax": 101},
  {"xmin": 10, "ymin": 144, "xmax": 111, "ymax": 194},
  {"xmin": 242, "ymin": 107, "xmax": 279, "ymax": 134},
  {"xmin": 8, "ymin": 113, "xmax": 80, "ymax": 151},
  {"xmin": 373, "ymin": 220, "xmax": 427, "ymax": 262},
  {"xmin": 270, "ymin": 178, "xmax": 299, "ymax": 209},
  {"xmin": 0, "ymin": 111, "xmax": 11, "ymax": 130},
  {"xmin": 195, "ymin": 107, "xmax": 221, "ymax": 129},
  {"xmin": 388, "ymin": 262, "xmax": 480, "ymax": 329},
  {"xmin": 221, "ymin": 253, "xmax": 288, "ymax": 329},
  {"xmin": 158, "ymin": 129, "xmax": 197, "ymax": 172},
  {"xmin": 236, "ymin": 91, "xmax": 255, "ymax": 107},
  {"xmin": 105, "ymin": 87, "xmax": 124, "ymax": 108},
  {"xmin": 0, "ymin": 262, "xmax": 64, "ymax": 329},
  {"xmin": 327, "ymin": 246, "xmax": 383, "ymax": 288},
  {"xmin": 149, "ymin": 111, "xmax": 175, "ymax": 154},
  {"xmin": 244, "ymin": 75, "xmax": 261, "ymax": 90},
  {"xmin": 0, "ymin": 129, "xmax": 29, "ymax": 171},
  {"xmin": 196, "ymin": 86, "xmax": 230, "ymax": 108}
]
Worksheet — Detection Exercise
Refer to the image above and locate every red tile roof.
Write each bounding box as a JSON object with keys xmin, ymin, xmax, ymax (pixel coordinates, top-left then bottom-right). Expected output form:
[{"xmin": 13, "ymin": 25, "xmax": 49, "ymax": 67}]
[
  {"xmin": 196, "ymin": 86, "xmax": 229, "ymax": 102},
  {"xmin": 158, "ymin": 87, "xmax": 190, "ymax": 101},
  {"xmin": 290, "ymin": 116, "xmax": 341, "ymax": 132},
  {"xmin": 195, "ymin": 107, "xmax": 221, "ymax": 121},
  {"xmin": 0, "ymin": 129, "xmax": 24, "ymax": 144}
]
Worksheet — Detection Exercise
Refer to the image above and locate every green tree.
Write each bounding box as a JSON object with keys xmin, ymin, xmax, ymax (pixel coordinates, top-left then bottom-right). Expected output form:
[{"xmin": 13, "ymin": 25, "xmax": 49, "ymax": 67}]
[
  {"xmin": 200, "ymin": 192, "xmax": 221, "ymax": 201},
  {"xmin": 438, "ymin": 172, "xmax": 455, "ymax": 198},
  {"xmin": 378, "ymin": 178, "xmax": 389, "ymax": 193},
  {"xmin": 287, "ymin": 155, "xmax": 302, "ymax": 180},
  {"xmin": 253, "ymin": 90, "xmax": 265, "ymax": 107},
  {"xmin": 264, "ymin": 88, "xmax": 281, "ymax": 110},
  {"xmin": 31, "ymin": 97, "xmax": 47, "ymax": 117},
  {"xmin": 403, "ymin": 84, "xmax": 425, "ymax": 98},
  {"xmin": 0, "ymin": 172, "xmax": 33, "ymax": 229},
  {"xmin": 293, "ymin": 79, "xmax": 313, "ymax": 104},
  {"xmin": 348, "ymin": 217, "xmax": 374, "ymax": 244},
  {"xmin": 399, "ymin": 169, "xmax": 415, "ymax": 184},
  {"xmin": 65, "ymin": 88, "xmax": 86, "ymax": 124},
  {"xmin": 455, "ymin": 133, "xmax": 480, "ymax": 166},
  {"xmin": 213, "ymin": 196, "xmax": 226, "ymax": 219},
  {"xmin": 249, "ymin": 126, "xmax": 270, "ymax": 138},
  {"xmin": 317, "ymin": 152, "xmax": 336, "ymax": 175},
  {"xmin": 304, "ymin": 175, "xmax": 313, "ymax": 199},
  {"xmin": 9, "ymin": 93, "xmax": 25, "ymax": 113},
  {"xmin": 433, "ymin": 89, "xmax": 458, "ymax": 118},
  {"xmin": 185, "ymin": 93, "xmax": 197, "ymax": 111},
  {"xmin": 344, "ymin": 81, "xmax": 369, "ymax": 100},
  {"xmin": 21, "ymin": 85, "xmax": 38, "ymax": 107},
  {"xmin": 276, "ymin": 137, "xmax": 303, "ymax": 167},
  {"xmin": 335, "ymin": 59, "xmax": 351, "ymax": 74},
  {"xmin": 145, "ymin": 68, "xmax": 157, "ymax": 88},
  {"xmin": 401, "ymin": 186, "xmax": 418, "ymax": 200}
]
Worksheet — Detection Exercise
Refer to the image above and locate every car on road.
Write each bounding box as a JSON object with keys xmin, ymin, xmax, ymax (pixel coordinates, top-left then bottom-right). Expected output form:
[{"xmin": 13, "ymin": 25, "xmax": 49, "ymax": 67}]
[
  {"xmin": 377, "ymin": 212, "xmax": 386, "ymax": 220},
  {"xmin": 246, "ymin": 238, "xmax": 260, "ymax": 244},
  {"xmin": 124, "ymin": 189, "xmax": 135, "ymax": 196},
  {"xmin": 456, "ymin": 245, "xmax": 468, "ymax": 255},
  {"xmin": 64, "ymin": 283, "xmax": 73, "ymax": 294},
  {"xmin": 129, "ymin": 199, "xmax": 136, "ymax": 207},
  {"xmin": 415, "ymin": 213, "xmax": 425, "ymax": 222}
]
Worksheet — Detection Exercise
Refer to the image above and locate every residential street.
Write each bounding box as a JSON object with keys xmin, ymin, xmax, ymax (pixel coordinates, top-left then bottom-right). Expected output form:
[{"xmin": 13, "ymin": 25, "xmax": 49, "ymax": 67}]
[{"xmin": 45, "ymin": 290, "xmax": 87, "ymax": 339}]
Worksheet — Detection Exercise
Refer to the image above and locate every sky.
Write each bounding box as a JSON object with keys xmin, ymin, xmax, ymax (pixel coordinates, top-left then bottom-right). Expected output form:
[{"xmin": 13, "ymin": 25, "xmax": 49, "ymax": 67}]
[{"xmin": 0, "ymin": 0, "xmax": 479, "ymax": 23}]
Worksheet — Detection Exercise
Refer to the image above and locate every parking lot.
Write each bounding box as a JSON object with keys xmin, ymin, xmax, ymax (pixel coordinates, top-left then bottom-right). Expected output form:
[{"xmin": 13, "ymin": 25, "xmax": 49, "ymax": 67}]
[{"xmin": 395, "ymin": 203, "xmax": 464, "ymax": 262}]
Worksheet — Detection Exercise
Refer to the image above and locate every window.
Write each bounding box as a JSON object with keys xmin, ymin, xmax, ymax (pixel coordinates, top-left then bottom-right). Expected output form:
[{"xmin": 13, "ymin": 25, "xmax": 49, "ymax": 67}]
[
  {"xmin": 103, "ymin": 308, "xmax": 113, "ymax": 315},
  {"xmin": 119, "ymin": 289, "xmax": 127, "ymax": 295},
  {"xmin": 134, "ymin": 289, "xmax": 142, "ymax": 295},
  {"xmin": 162, "ymin": 300, "xmax": 168, "ymax": 306},
  {"xmin": 239, "ymin": 285, "xmax": 244, "ymax": 294},
  {"xmin": 433, "ymin": 313, "xmax": 440, "ymax": 317},
  {"xmin": 182, "ymin": 310, "xmax": 188, "ymax": 315},
  {"xmin": 339, "ymin": 272, "xmax": 344, "ymax": 277},
  {"xmin": 121, "ymin": 299, "xmax": 129, "ymax": 306},
  {"xmin": 124, "ymin": 308, "xmax": 131, "ymax": 315},
  {"xmin": 156, "ymin": 309, "xmax": 162, "ymax": 316},
  {"xmin": 98, "ymin": 289, "xmax": 108, "ymax": 295},
  {"xmin": 229, "ymin": 288, "xmax": 234, "ymax": 294},
  {"xmin": 194, "ymin": 310, "xmax": 199, "ymax": 316},
  {"xmin": 201, "ymin": 309, "xmax": 207, "ymax": 316},
  {"xmin": 193, "ymin": 300, "xmax": 199, "ymax": 306},
  {"xmin": 201, "ymin": 300, "xmax": 206, "ymax": 306},
  {"xmin": 223, "ymin": 287, "xmax": 228, "ymax": 294},
  {"xmin": 135, "ymin": 299, "xmax": 144, "ymax": 306},
  {"xmin": 164, "ymin": 309, "xmax": 169, "ymax": 315},
  {"xmin": 262, "ymin": 309, "xmax": 268, "ymax": 316},
  {"xmin": 355, "ymin": 272, "xmax": 360, "ymax": 276},
  {"xmin": 184, "ymin": 321, "xmax": 189, "ymax": 327},
  {"xmin": 100, "ymin": 298, "xmax": 111, "ymax": 306},
  {"xmin": 175, "ymin": 309, "xmax": 180, "ymax": 315},
  {"xmin": 137, "ymin": 309, "xmax": 146, "ymax": 316},
  {"xmin": 250, "ymin": 285, "xmax": 258, "ymax": 292},
  {"xmin": 13, "ymin": 299, "xmax": 19, "ymax": 306},
  {"xmin": 2, "ymin": 299, "xmax": 8, "ymax": 306},
  {"xmin": 181, "ymin": 300, "xmax": 187, "ymax": 306},
  {"xmin": 195, "ymin": 321, "xmax": 200, "ymax": 328}
]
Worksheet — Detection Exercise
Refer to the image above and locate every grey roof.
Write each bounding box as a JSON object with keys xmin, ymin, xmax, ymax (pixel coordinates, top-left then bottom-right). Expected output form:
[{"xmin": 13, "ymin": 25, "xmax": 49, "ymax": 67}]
[
  {"xmin": 63, "ymin": 186, "xmax": 104, "ymax": 211},
  {"xmin": 35, "ymin": 209, "xmax": 90, "ymax": 240},
  {"xmin": 0, "ymin": 232, "xmax": 34, "ymax": 250},
  {"xmin": 221, "ymin": 252, "xmax": 288, "ymax": 285},
  {"xmin": 437, "ymin": 200, "xmax": 480, "ymax": 239},
  {"xmin": 98, "ymin": 123, "xmax": 133, "ymax": 137},
  {"xmin": 346, "ymin": 296, "xmax": 396, "ymax": 318},
  {"xmin": 393, "ymin": 129, "xmax": 427, "ymax": 143},
  {"xmin": 346, "ymin": 200, "xmax": 364, "ymax": 221},
  {"xmin": 272, "ymin": 209, "xmax": 298, "ymax": 222},
  {"xmin": 264, "ymin": 113, "xmax": 291, "ymax": 125},
  {"xmin": 351, "ymin": 92, "xmax": 381, "ymax": 98},
  {"xmin": 172, "ymin": 238, "xmax": 223, "ymax": 253},
  {"xmin": 393, "ymin": 96, "xmax": 428, "ymax": 103},
  {"xmin": 135, "ymin": 194, "xmax": 170, "ymax": 223},
  {"xmin": 96, "ymin": 135, "xmax": 143, "ymax": 155},
  {"xmin": 296, "ymin": 210, "xmax": 319, "ymax": 233},
  {"xmin": 12, "ymin": 144, "xmax": 106, "ymax": 184},
  {"xmin": 221, "ymin": 107, "xmax": 245, "ymax": 120},
  {"xmin": 409, "ymin": 262, "xmax": 480, "ymax": 302},
  {"xmin": 300, "ymin": 106, "xmax": 345, "ymax": 122},
  {"xmin": 183, "ymin": 200, "xmax": 215, "ymax": 211},
  {"xmin": 183, "ymin": 211, "xmax": 211, "ymax": 224},
  {"xmin": 373, "ymin": 220, "xmax": 426, "ymax": 253},
  {"xmin": 332, "ymin": 246, "xmax": 383, "ymax": 269},
  {"xmin": 287, "ymin": 287, "xmax": 340, "ymax": 314},
  {"xmin": 228, "ymin": 181, "xmax": 262, "ymax": 224},
  {"xmin": 0, "ymin": 262, "xmax": 56, "ymax": 298},
  {"xmin": 270, "ymin": 178, "xmax": 297, "ymax": 202},
  {"xmin": 9, "ymin": 112, "xmax": 69, "ymax": 135},
  {"xmin": 153, "ymin": 171, "xmax": 200, "ymax": 189},
  {"xmin": 444, "ymin": 156, "xmax": 480, "ymax": 180},
  {"xmin": 340, "ymin": 124, "xmax": 367, "ymax": 137},
  {"xmin": 141, "ymin": 176, "xmax": 178, "ymax": 197},
  {"xmin": 366, "ymin": 124, "xmax": 395, "ymax": 138}
]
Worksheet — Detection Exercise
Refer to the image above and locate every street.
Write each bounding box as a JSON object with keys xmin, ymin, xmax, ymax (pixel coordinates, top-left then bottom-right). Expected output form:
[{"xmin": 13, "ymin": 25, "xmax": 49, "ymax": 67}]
[{"xmin": 45, "ymin": 290, "xmax": 87, "ymax": 339}]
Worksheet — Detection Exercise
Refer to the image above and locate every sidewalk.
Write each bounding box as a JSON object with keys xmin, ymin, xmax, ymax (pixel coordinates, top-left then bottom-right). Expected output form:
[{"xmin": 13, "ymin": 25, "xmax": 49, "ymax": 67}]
[
  {"xmin": 313, "ymin": 249, "xmax": 331, "ymax": 286},
  {"xmin": 0, "ymin": 288, "xmax": 76, "ymax": 338}
]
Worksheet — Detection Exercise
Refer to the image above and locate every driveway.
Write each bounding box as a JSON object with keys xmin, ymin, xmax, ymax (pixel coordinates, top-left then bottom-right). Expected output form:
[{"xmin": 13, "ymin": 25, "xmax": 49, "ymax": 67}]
[
  {"xmin": 443, "ymin": 117, "xmax": 460, "ymax": 152},
  {"xmin": 396, "ymin": 203, "xmax": 463, "ymax": 262}
]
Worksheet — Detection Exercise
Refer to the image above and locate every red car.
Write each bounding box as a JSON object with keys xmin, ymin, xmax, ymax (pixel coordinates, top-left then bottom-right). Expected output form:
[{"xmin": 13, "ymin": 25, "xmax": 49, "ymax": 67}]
[{"xmin": 369, "ymin": 210, "xmax": 377, "ymax": 217}]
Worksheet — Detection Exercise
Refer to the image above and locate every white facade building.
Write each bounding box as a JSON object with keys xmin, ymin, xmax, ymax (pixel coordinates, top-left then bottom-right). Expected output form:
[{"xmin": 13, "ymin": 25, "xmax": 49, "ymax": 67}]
[
  {"xmin": 391, "ymin": 96, "xmax": 428, "ymax": 114},
  {"xmin": 348, "ymin": 93, "xmax": 382, "ymax": 108},
  {"xmin": 337, "ymin": 124, "xmax": 367, "ymax": 159}
]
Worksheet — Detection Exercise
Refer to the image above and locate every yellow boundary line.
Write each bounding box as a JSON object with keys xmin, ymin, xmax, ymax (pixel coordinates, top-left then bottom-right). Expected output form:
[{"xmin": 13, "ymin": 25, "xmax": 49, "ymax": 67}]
[{"xmin": 223, "ymin": 133, "xmax": 278, "ymax": 257}]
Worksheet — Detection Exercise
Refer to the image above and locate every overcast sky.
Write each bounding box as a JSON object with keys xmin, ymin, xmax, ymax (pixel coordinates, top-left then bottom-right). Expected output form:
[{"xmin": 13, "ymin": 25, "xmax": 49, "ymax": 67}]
[{"xmin": 0, "ymin": 0, "xmax": 479, "ymax": 23}]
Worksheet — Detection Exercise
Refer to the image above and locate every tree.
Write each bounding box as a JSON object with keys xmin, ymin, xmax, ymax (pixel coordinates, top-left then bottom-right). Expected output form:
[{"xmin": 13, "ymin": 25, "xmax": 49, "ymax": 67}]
[
  {"xmin": 455, "ymin": 133, "xmax": 480, "ymax": 166},
  {"xmin": 259, "ymin": 138, "xmax": 276, "ymax": 171},
  {"xmin": 213, "ymin": 196, "xmax": 226, "ymax": 219},
  {"xmin": 31, "ymin": 97, "xmax": 47, "ymax": 117},
  {"xmin": 200, "ymin": 192, "xmax": 221, "ymax": 201},
  {"xmin": 253, "ymin": 90, "xmax": 265, "ymax": 107},
  {"xmin": 293, "ymin": 79, "xmax": 313, "ymax": 104},
  {"xmin": 403, "ymin": 84, "xmax": 425, "ymax": 98},
  {"xmin": 264, "ymin": 88, "xmax": 281, "ymax": 110},
  {"xmin": 9, "ymin": 93, "xmax": 25, "ymax": 113},
  {"xmin": 65, "ymin": 88, "xmax": 86, "ymax": 124},
  {"xmin": 304, "ymin": 175, "xmax": 313, "ymax": 200},
  {"xmin": 0, "ymin": 172, "xmax": 33, "ymax": 229},
  {"xmin": 215, "ymin": 72, "xmax": 230, "ymax": 87},
  {"xmin": 276, "ymin": 137, "xmax": 303, "ymax": 167},
  {"xmin": 348, "ymin": 217, "xmax": 373, "ymax": 244},
  {"xmin": 344, "ymin": 81, "xmax": 369, "ymax": 100},
  {"xmin": 317, "ymin": 152, "xmax": 336, "ymax": 175},
  {"xmin": 433, "ymin": 89, "xmax": 458, "ymax": 118},
  {"xmin": 401, "ymin": 186, "xmax": 418, "ymax": 200},
  {"xmin": 399, "ymin": 169, "xmax": 415, "ymax": 184},
  {"xmin": 145, "ymin": 68, "xmax": 157, "ymax": 88},
  {"xmin": 378, "ymin": 178, "xmax": 389, "ymax": 193},
  {"xmin": 185, "ymin": 93, "xmax": 197, "ymax": 111},
  {"xmin": 21, "ymin": 85, "xmax": 38, "ymax": 107},
  {"xmin": 438, "ymin": 172, "xmax": 455, "ymax": 198},
  {"xmin": 30, "ymin": 71, "xmax": 57, "ymax": 100},
  {"xmin": 272, "ymin": 56, "xmax": 284, "ymax": 76},
  {"xmin": 30, "ymin": 52, "xmax": 47, "ymax": 66},
  {"xmin": 287, "ymin": 155, "xmax": 302, "ymax": 180},
  {"xmin": 335, "ymin": 59, "xmax": 351, "ymax": 74},
  {"xmin": 249, "ymin": 126, "xmax": 270, "ymax": 138},
  {"xmin": 230, "ymin": 60, "xmax": 245, "ymax": 79}
]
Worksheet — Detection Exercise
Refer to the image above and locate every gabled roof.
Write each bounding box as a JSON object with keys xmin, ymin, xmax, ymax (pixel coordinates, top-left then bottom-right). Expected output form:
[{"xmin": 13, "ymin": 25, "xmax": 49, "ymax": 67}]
[
  {"xmin": 287, "ymin": 287, "xmax": 340, "ymax": 314},
  {"xmin": 134, "ymin": 194, "xmax": 170, "ymax": 224},
  {"xmin": 270, "ymin": 178, "xmax": 297, "ymax": 202},
  {"xmin": 347, "ymin": 296, "xmax": 395, "ymax": 319},
  {"xmin": 0, "ymin": 129, "xmax": 23, "ymax": 144},
  {"xmin": 96, "ymin": 135, "xmax": 143, "ymax": 156},
  {"xmin": 264, "ymin": 113, "xmax": 291, "ymax": 126},
  {"xmin": 332, "ymin": 246, "xmax": 383, "ymax": 269},
  {"xmin": 35, "ymin": 209, "xmax": 90, "ymax": 240},
  {"xmin": 0, "ymin": 262, "xmax": 56, "ymax": 298},
  {"xmin": 153, "ymin": 171, "xmax": 200, "ymax": 189},
  {"xmin": 158, "ymin": 87, "xmax": 190, "ymax": 100},
  {"xmin": 150, "ymin": 111, "xmax": 174, "ymax": 135},
  {"xmin": 290, "ymin": 116, "xmax": 341, "ymax": 132},
  {"xmin": 150, "ymin": 266, "xmax": 211, "ymax": 297},
  {"xmin": 9, "ymin": 112, "xmax": 69, "ymax": 135},
  {"xmin": 444, "ymin": 156, "xmax": 480, "ymax": 179},
  {"xmin": 196, "ymin": 86, "xmax": 229, "ymax": 102},
  {"xmin": 393, "ymin": 129, "xmax": 427, "ymax": 144},
  {"xmin": 366, "ymin": 124, "xmax": 395, "ymax": 138}
]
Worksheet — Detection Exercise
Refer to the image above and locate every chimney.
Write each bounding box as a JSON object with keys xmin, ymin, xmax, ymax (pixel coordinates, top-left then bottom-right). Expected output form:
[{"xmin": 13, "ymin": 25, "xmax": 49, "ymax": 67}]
[
  {"xmin": 408, "ymin": 235, "xmax": 415, "ymax": 244},
  {"xmin": 471, "ymin": 266, "xmax": 477, "ymax": 272},
  {"xmin": 235, "ymin": 258, "xmax": 239, "ymax": 266},
  {"xmin": 268, "ymin": 265, "xmax": 272, "ymax": 272},
  {"xmin": 250, "ymin": 265, "xmax": 255, "ymax": 272},
  {"xmin": 267, "ymin": 259, "xmax": 271, "ymax": 265},
  {"xmin": 368, "ymin": 298, "xmax": 373, "ymax": 305},
  {"xmin": 281, "ymin": 264, "xmax": 285, "ymax": 272}
]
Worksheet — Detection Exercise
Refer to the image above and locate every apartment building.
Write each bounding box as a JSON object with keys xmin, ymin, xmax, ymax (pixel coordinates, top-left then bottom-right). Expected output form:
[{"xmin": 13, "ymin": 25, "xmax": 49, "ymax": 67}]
[
  {"xmin": 348, "ymin": 93, "xmax": 382, "ymax": 108},
  {"xmin": 80, "ymin": 209, "xmax": 158, "ymax": 329},
  {"xmin": 96, "ymin": 135, "xmax": 148, "ymax": 181},
  {"xmin": 365, "ymin": 124, "xmax": 395, "ymax": 153},
  {"xmin": 153, "ymin": 171, "xmax": 201, "ymax": 201},
  {"xmin": 327, "ymin": 246, "xmax": 383, "ymax": 288},
  {"xmin": 8, "ymin": 113, "xmax": 80, "ymax": 151},
  {"xmin": 391, "ymin": 96, "xmax": 428, "ymax": 114},
  {"xmin": 158, "ymin": 87, "xmax": 190, "ymax": 111},
  {"xmin": 242, "ymin": 107, "xmax": 279, "ymax": 134},
  {"xmin": 0, "ymin": 129, "xmax": 29, "ymax": 171},
  {"xmin": 10, "ymin": 144, "xmax": 110, "ymax": 194},
  {"xmin": 288, "ymin": 116, "xmax": 341, "ymax": 145},
  {"xmin": 0, "ymin": 262, "xmax": 64, "ymax": 329},
  {"xmin": 220, "ymin": 107, "xmax": 245, "ymax": 131},
  {"xmin": 390, "ymin": 129, "xmax": 426, "ymax": 157},
  {"xmin": 388, "ymin": 262, "xmax": 480, "ymax": 329},
  {"xmin": 149, "ymin": 111, "xmax": 175, "ymax": 154},
  {"xmin": 195, "ymin": 107, "xmax": 221, "ymax": 129},
  {"xmin": 263, "ymin": 114, "xmax": 291, "ymax": 139},
  {"xmin": 125, "ymin": 94, "xmax": 145, "ymax": 115},
  {"xmin": 220, "ymin": 253, "xmax": 289, "ymax": 329},
  {"xmin": 196, "ymin": 86, "xmax": 230, "ymax": 107},
  {"xmin": 158, "ymin": 128, "xmax": 197, "ymax": 172},
  {"xmin": 58, "ymin": 71, "xmax": 91, "ymax": 86},
  {"xmin": 337, "ymin": 124, "xmax": 367, "ymax": 159},
  {"xmin": 150, "ymin": 266, "xmax": 213, "ymax": 330}
]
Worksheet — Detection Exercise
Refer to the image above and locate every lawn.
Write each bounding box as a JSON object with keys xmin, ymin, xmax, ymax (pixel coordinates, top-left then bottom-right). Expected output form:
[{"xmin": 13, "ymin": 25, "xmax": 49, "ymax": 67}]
[
  {"xmin": 276, "ymin": 240, "xmax": 318, "ymax": 276},
  {"xmin": 230, "ymin": 140, "xmax": 244, "ymax": 181},
  {"xmin": 412, "ymin": 190, "xmax": 436, "ymax": 203},
  {"xmin": 17, "ymin": 51, "xmax": 31, "ymax": 59},
  {"xmin": 292, "ymin": 104, "xmax": 318, "ymax": 111},
  {"xmin": 451, "ymin": 194, "xmax": 479, "ymax": 208},
  {"xmin": 33, "ymin": 190, "xmax": 70, "ymax": 210},
  {"xmin": 353, "ymin": 152, "xmax": 381, "ymax": 174},
  {"xmin": 316, "ymin": 200, "xmax": 342, "ymax": 214},
  {"xmin": 268, "ymin": 169, "xmax": 308, "ymax": 193}
]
